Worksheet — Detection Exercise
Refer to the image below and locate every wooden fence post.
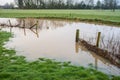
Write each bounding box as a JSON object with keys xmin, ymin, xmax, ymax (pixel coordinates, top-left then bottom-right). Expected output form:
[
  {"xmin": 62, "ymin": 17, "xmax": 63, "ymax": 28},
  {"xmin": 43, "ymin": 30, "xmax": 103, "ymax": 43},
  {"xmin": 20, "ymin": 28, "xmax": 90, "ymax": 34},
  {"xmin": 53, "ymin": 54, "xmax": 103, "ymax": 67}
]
[
  {"xmin": 76, "ymin": 29, "xmax": 79, "ymax": 42},
  {"xmin": 96, "ymin": 32, "xmax": 101, "ymax": 47}
]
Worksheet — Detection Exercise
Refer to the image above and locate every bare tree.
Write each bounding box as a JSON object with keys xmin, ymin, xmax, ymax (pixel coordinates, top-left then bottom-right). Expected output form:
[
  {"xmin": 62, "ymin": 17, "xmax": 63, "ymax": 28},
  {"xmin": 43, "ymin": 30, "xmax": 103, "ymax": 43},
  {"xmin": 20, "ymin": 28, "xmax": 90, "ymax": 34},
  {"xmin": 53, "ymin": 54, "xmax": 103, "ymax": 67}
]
[
  {"xmin": 103, "ymin": 0, "xmax": 117, "ymax": 11},
  {"xmin": 15, "ymin": 0, "xmax": 23, "ymax": 8},
  {"xmin": 14, "ymin": 0, "xmax": 119, "ymax": 9},
  {"xmin": 66, "ymin": 0, "xmax": 73, "ymax": 9},
  {"xmin": 96, "ymin": 0, "xmax": 102, "ymax": 9},
  {"xmin": 113, "ymin": 0, "xmax": 117, "ymax": 11}
]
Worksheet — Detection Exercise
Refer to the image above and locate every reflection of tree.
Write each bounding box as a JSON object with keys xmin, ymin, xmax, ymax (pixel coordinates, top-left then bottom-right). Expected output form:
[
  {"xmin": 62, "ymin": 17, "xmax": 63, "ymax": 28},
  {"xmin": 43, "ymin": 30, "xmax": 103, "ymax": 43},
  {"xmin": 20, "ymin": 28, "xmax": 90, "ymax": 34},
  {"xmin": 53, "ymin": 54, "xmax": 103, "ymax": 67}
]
[
  {"xmin": 0, "ymin": 18, "xmax": 68, "ymax": 38},
  {"xmin": 0, "ymin": 18, "xmax": 68, "ymax": 30},
  {"xmin": 14, "ymin": 18, "xmax": 68, "ymax": 38},
  {"xmin": 37, "ymin": 19, "xmax": 66, "ymax": 30},
  {"xmin": 16, "ymin": 18, "xmax": 66, "ymax": 30}
]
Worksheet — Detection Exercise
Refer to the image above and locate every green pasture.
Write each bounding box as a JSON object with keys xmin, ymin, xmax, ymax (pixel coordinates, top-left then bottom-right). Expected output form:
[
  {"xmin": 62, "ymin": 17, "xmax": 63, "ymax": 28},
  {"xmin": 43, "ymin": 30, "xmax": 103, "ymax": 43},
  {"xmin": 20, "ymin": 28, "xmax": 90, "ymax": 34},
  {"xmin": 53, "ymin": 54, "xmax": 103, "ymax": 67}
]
[{"xmin": 0, "ymin": 9, "xmax": 120, "ymax": 26}]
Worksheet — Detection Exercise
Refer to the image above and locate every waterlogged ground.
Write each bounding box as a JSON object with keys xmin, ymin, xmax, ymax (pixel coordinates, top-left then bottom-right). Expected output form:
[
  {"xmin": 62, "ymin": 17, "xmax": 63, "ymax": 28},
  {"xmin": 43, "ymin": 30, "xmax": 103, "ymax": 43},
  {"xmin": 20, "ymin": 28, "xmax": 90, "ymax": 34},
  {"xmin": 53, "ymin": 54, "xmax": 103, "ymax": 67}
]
[
  {"xmin": 0, "ymin": 18, "xmax": 120, "ymax": 76},
  {"xmin": 1, "ymin": 31, "xmax": 120, "ymax": 80}
]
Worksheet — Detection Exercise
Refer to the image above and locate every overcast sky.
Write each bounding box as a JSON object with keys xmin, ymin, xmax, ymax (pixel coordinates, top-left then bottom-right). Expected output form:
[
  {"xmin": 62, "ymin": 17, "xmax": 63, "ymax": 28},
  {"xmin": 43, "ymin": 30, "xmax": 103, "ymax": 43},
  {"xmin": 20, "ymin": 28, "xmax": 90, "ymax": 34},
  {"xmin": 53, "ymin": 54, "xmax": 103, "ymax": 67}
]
[{"xmin": 0, "ymin": 0, "xmax": 14, "ymax": 5}]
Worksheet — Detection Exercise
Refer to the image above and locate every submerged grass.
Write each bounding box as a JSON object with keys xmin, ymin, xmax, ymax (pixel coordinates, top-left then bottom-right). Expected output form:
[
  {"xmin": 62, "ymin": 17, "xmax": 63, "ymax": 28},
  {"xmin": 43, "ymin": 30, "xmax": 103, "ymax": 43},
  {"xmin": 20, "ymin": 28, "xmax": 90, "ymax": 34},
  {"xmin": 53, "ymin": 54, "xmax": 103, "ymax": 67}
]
[
  {"xmin": 0, "ymin": 31, "xmax": 120, "ymax": 80},
  {"xmin": 0, "ymin": 9, "xmax": 120, "ymax": 26}
]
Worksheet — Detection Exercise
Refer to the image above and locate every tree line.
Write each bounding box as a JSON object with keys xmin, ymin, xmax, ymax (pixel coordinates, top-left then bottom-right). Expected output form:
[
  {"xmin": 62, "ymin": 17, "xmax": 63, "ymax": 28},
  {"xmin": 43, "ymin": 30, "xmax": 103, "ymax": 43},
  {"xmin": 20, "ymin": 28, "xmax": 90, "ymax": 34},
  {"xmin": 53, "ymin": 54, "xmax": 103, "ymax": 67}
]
[{"xmin": 15, "ymin": 0, "xmax": 120, "ymax": 10}]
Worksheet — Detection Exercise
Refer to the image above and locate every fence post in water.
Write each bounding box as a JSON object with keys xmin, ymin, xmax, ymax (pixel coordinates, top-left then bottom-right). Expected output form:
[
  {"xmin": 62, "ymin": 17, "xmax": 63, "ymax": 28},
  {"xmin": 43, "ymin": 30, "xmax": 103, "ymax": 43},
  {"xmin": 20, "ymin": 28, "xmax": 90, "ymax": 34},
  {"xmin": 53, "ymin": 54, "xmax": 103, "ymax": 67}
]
[
  {"xmin": 76, "ymin": 29, "xmax": 79, "ymax": 42},
  {"xmin": 96, "ymin": 32, "xmax": 101, "ymax": 47}
]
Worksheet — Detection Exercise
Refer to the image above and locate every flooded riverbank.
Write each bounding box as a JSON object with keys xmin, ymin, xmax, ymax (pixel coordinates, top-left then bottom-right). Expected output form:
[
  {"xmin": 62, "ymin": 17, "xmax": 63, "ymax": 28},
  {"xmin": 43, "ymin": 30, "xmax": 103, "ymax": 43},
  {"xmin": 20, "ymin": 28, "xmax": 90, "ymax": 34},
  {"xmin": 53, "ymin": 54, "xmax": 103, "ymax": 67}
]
[{"xmin": 0, "ymin": 18, "xmax": 120, "ymax": 75}]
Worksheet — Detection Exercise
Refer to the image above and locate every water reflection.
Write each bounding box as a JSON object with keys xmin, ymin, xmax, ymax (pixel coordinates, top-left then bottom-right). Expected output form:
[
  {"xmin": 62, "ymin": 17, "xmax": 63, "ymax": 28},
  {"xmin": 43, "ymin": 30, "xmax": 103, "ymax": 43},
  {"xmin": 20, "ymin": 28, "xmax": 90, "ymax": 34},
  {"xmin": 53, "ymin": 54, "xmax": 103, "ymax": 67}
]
[
  {"xmin": 10, "ymin": 27, "xmax": 12, "ymax": 33},
  {"xmin": 76, "ymin": 42, "xmax": 105, "ymax": 68},
  {"xmin": 75, "ymin": 43, "xmax": 79, "ymax": 53},
  {"xmin": 30, "ymin": 28, "xmax": 39, "ymax": 38},
  {"xmin": 76, "ymin": 41, "xmax": 120, "ymax": 73},
  {"xmin": 23, "ymin": 28, "xmax": 26, "ymax": 36},
  {"xmin": 0, "ymin": 18, "xmax": 66, "ymax": 30},
  {"xmin": 0, "ymin": 18, "xmax": 120, "ymax": 76}
]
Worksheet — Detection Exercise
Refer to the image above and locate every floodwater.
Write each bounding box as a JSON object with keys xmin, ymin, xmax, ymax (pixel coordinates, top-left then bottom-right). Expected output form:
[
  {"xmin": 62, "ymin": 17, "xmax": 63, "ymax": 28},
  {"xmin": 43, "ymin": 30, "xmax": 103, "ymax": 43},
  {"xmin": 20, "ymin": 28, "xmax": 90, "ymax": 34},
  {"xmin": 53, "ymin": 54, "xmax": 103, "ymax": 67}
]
[{"xmin": 0, "ymin": 18, "xmax": 120, "ymax": 76}]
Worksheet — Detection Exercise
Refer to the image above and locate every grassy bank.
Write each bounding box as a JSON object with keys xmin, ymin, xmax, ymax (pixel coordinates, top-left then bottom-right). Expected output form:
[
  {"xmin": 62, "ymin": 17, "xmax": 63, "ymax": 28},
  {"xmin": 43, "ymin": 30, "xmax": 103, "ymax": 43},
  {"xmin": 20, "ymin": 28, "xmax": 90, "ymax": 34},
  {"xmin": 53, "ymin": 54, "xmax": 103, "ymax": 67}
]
[
  {"xmin": 0, "ymin": 9, "xmax": 120, "ymax": 26},
  {"xmin": 0, "ymin": 31, "xmax": 120, "ymax": 80}
]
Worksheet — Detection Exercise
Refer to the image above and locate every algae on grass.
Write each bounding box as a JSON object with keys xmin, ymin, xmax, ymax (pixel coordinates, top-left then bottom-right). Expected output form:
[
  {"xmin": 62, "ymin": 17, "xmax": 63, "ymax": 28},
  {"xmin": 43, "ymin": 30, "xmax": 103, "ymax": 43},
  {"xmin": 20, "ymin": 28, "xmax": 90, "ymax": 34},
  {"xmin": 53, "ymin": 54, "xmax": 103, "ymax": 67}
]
[{"xmin": 0, "ymin": 31, "xmax": 120, "ymax": 80}]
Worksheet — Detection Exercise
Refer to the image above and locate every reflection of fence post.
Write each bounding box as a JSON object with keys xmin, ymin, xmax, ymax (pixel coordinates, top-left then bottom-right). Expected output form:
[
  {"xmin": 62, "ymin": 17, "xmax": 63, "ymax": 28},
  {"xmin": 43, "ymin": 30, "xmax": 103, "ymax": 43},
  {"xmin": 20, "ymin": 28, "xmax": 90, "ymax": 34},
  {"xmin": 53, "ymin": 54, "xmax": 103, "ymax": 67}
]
[
  {"xmin": 36, "ymin": 20, "xmax": 39, "ymax": 38},
  {"xmin": 76, "ymin": 29, "xmax": 79, "ymax": 42},
  {"xmin": 95, "ymin": 58, "xmax": 98, "ymax": 70},
  {"xmin": 8, "ymin": 20, "xmax": 12, "ymax": 27},
  {"xmin": 75, "ymin": 43, "xmax": 79, "ymax": 53},
  {"xmin": 36, "ymin": 20, "xmax": 38, "ymax": 29},
  {"xmin": 23, "ymin": 19, "xmax": 25, "ymax": 27},
  {"xmin": 24, "ymin": 28, "xmax": 26, "ymax": 36},
  {"xmin": 96, "ymin": 32, "xmax": 101, "ymax": 47}
]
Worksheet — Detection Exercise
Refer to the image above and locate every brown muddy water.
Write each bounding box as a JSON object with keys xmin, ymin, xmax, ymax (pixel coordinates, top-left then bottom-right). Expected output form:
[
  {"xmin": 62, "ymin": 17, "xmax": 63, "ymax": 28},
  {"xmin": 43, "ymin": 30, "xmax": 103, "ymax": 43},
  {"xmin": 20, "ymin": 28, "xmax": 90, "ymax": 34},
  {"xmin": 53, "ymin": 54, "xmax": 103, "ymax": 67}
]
[{"xmin": 0, "ymin": 18, "xmax": 120, "ymax": 76}]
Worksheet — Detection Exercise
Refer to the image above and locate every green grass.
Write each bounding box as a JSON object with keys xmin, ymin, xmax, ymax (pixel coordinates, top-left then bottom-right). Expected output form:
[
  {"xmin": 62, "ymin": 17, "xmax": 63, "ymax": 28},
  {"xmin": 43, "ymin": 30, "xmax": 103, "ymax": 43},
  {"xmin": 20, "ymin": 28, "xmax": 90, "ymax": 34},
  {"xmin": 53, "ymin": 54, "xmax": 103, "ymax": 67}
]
[
  {"xmin": 0, "ymin": 9, "xmax": 120, "ymax": 26},
  {"xmin": 0, "ymin": 31, "xmax": 120, "ymax": 80}
]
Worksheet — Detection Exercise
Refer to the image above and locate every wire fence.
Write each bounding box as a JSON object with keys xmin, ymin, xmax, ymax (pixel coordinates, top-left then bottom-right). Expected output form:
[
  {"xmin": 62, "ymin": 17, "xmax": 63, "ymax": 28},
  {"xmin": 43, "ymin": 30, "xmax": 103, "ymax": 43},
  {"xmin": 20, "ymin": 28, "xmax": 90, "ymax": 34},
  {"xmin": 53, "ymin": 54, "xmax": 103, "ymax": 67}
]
[{"xmin": 78, "ymin": 30, "xmax": 120, "ymax": 56}]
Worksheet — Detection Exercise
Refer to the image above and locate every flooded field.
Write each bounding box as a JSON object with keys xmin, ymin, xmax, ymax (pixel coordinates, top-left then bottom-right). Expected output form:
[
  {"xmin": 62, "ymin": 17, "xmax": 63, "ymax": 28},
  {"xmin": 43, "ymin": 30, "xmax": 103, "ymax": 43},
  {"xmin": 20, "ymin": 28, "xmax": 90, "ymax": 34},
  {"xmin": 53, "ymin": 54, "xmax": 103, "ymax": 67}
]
[{"xmin": 0, "ymin": 18, "xmax": 120, "ymax": 75}]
